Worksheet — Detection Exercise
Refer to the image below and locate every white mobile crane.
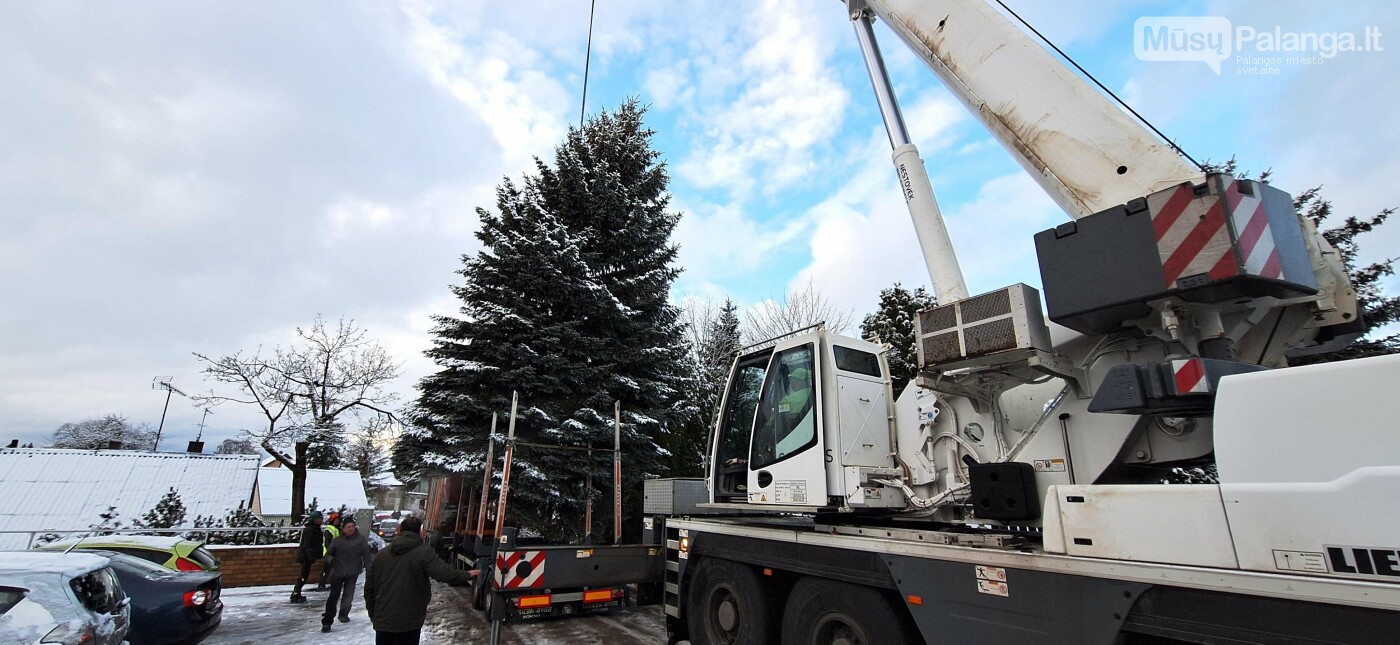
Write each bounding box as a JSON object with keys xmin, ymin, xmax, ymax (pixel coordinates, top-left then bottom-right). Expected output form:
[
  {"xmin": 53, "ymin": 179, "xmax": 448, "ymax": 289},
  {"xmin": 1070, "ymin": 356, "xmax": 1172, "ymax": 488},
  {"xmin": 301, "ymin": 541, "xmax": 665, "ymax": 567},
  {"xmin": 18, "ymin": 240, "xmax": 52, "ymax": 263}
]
[{"xmin": 657, "ymin": 1, "xmax": 1400, "ymax": 643}]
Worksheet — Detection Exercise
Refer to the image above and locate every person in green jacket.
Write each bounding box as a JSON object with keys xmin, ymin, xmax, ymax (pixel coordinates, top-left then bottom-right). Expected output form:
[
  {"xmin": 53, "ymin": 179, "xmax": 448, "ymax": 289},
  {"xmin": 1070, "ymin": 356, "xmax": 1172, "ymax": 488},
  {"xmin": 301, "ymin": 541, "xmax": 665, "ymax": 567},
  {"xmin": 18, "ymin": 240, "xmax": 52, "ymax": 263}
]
[{"xmin": 363, "ymin": 516, "xmax": 478, "ymax": 645}]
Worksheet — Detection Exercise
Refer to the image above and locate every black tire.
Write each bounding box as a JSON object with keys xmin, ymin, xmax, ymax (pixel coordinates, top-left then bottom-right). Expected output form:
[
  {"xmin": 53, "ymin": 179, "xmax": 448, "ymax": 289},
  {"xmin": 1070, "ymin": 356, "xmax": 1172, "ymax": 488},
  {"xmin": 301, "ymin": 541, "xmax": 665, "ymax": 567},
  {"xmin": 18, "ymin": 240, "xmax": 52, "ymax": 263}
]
[
  {"xmin": 686, "ymin": 558, "xmax": 776, "ymax": 645},
  {"xmin": 780, "ymin": 578, "xmax": 918, "ymax": 645}
]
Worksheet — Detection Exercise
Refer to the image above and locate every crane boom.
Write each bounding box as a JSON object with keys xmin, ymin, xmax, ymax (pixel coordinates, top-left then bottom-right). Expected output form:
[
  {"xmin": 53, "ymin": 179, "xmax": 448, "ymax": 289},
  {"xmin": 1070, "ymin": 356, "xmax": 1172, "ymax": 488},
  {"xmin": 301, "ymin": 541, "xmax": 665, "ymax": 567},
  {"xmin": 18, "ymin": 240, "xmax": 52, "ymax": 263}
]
[{"xmin": 858, "ymin": 0, "xmax": 1203, "ymax": 218}]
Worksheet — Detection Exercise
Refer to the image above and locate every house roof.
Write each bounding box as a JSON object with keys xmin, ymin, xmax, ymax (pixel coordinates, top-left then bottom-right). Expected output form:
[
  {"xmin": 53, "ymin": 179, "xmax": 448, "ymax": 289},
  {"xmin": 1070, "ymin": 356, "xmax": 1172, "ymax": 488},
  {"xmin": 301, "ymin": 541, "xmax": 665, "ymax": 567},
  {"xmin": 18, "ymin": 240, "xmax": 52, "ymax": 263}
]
[
  {"xmin": 0, "ymin": 448, "xmax": 261, "ymax": 549},
  {"xmin": 256, "ymin": 467, "xmax": 369, "ymax": 516}
]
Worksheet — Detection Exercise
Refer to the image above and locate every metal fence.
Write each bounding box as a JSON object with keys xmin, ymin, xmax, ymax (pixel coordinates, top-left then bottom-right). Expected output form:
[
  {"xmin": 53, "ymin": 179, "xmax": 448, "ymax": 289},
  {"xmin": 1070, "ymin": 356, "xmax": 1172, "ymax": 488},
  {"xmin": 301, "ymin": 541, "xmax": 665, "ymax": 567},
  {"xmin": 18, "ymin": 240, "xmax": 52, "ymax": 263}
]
[{"xmin": 0, "ymin": 526, "xmax": 303, "ymax": 550}]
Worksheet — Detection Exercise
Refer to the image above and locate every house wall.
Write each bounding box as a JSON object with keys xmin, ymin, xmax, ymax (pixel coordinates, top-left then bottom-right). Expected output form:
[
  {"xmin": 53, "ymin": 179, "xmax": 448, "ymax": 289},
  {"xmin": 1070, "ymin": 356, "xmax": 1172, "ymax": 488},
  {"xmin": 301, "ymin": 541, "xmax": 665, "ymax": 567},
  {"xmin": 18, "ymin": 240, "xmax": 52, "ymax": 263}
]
[{"xmin": 210, "ymin": 544, "xmax": 324, "ymax": 588}]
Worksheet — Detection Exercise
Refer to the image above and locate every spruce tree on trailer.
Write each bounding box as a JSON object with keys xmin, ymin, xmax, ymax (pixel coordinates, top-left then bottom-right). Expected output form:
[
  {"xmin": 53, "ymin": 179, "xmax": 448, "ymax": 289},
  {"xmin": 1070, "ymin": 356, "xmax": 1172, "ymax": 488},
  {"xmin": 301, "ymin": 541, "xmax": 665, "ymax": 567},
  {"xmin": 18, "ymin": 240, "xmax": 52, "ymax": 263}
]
[{"xmin": 398, "ymin": 100, "xmax": 688, "ymax": 541}]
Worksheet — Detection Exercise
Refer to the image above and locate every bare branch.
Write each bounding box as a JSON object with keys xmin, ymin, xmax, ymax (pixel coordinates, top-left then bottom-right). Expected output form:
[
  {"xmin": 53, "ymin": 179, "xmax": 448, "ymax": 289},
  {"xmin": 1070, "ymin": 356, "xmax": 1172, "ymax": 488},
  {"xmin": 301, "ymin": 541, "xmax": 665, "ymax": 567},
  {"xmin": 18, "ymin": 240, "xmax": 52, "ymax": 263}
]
[{"xmin": 744, "ymin": 280, "xmax": 853, "ymax": 343}]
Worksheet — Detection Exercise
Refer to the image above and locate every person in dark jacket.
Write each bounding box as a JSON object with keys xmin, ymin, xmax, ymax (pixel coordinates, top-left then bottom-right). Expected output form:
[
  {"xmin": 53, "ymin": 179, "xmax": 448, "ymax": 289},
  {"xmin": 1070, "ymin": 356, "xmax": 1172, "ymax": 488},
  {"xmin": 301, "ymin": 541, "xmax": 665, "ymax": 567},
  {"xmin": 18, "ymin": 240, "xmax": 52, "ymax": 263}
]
[
  {"xmin": 363, "ymin": 516, "xmax": 478, "ymax": 645},
  {"xmin": 290, "ymin": 511, "xmax": 324, "ymax": 603},
  {"xmin": 321, "ymin": 518, "xmax": 376, "ymax": 632}
]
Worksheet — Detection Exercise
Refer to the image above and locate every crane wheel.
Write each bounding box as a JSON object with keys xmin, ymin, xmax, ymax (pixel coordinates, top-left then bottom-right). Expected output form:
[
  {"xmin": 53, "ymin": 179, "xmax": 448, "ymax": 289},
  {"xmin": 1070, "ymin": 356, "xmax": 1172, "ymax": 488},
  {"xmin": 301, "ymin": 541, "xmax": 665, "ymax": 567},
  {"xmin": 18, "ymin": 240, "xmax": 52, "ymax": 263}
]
[
  {"xmin": 780, "ymin": 577, "xmax": 917, "ymax": 645},
  {"xmin": 687, "ymin": 558, "xmax": 775, "ymax": 645}
]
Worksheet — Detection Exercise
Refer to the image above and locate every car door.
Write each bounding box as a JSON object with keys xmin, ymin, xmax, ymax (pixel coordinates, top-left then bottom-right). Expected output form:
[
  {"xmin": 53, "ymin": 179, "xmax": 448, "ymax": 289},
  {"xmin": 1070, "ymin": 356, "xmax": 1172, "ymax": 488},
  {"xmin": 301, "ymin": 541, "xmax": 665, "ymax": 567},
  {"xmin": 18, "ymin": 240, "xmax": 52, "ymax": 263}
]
[{"xmin": 746, "ymin": 335, "xmax": 827, "ymax": 506}]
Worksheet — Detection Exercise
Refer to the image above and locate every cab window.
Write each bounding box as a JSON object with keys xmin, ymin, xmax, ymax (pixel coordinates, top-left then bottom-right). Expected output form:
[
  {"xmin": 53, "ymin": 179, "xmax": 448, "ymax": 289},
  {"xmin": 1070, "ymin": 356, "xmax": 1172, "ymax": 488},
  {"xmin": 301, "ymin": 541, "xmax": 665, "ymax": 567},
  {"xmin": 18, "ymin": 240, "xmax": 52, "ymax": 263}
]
[
  {"xmin": 750, "ymin": 344, "xmax": 818, "ymax": 469},
  {"xmin": 833, "ymin": 345, "xmax": 882, "ymax": 377}
]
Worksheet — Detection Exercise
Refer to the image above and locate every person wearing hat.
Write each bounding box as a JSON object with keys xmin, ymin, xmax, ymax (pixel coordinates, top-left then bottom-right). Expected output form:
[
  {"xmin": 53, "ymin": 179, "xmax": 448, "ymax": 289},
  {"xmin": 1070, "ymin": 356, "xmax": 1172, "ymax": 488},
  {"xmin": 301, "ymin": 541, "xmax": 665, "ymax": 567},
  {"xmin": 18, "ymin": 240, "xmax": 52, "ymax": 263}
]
[
  {"xmin": 291, "ymin": 510, "xmax": 325, "ymax": 603},
  {"xmin": 320, "ymin": 518, "xmax": 375, "ymax": 632},
  {"xmin": 317, "ymin": 511, "xmax": 343, "ymax": 591}
]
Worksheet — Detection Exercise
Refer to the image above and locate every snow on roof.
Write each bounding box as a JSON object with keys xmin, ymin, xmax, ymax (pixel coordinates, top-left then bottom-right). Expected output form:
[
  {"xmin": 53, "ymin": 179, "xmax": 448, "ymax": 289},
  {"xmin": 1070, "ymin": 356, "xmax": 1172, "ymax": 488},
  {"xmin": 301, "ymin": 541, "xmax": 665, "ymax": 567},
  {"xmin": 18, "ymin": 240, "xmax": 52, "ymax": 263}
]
[
  {"xmin": 0, "ymin": 551, "xmax": 110, "ymax": 576},
  {"xmin": 0, "ymin": 448, "xmax": 260, "ymax": 549},
  {"xmin": 257, "ymin": 468, "xmax": 369, "ymax": 516}
]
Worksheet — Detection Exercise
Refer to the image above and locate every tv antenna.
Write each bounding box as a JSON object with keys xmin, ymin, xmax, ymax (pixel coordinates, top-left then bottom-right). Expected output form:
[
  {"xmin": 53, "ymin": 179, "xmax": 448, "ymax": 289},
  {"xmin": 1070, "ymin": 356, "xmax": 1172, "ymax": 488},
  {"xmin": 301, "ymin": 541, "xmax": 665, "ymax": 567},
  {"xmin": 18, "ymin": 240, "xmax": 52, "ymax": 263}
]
[
  {"xmin": 152, "ymin": 377, "xmax": 188, "ymax": 451},
  {"xmin": 195, "ymin": 408, "xmax": 213, "ymax": 442}
]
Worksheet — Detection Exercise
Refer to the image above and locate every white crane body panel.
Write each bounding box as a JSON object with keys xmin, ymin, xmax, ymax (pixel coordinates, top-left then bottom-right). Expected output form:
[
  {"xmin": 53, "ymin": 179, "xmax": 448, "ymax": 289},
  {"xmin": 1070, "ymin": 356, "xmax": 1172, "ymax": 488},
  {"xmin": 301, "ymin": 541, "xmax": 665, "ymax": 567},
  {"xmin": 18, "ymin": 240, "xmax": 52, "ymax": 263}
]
[{"xmin": 664, "ymin": 1, "xmax": 1397, "ymax": 643}]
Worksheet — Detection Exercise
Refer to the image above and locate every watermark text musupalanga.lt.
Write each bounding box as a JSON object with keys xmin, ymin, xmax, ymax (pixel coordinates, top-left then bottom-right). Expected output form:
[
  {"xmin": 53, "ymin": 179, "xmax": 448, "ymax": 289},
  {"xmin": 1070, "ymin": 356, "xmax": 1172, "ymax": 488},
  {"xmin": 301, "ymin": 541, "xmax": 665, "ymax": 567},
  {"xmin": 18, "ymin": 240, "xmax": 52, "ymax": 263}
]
[{"xmin": 1134, "ymin": 16, "xmax": 1383, "ymax": 74}]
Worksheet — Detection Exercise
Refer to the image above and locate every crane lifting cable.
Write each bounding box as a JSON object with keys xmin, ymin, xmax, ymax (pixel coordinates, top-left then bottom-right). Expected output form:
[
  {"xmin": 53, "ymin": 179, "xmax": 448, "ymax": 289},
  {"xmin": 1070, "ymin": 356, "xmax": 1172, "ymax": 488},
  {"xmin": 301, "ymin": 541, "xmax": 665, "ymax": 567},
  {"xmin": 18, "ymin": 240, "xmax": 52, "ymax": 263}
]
[
  {"xmin": 579, "ymin": 0, "xmax": 597, "ymax": 129},
  {"xmin": 993, "ymin": 0, "xmax": 1205, "ymax": 171}
]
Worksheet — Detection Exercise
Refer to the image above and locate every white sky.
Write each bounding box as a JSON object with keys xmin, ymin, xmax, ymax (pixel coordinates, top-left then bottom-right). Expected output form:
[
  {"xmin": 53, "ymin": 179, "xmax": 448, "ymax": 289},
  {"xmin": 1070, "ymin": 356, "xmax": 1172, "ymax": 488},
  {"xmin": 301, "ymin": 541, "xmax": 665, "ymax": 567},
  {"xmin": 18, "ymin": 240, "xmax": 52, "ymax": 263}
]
[{"xmin": 2, "ymin": 0, "xmax": 1396, "ymax": 449}]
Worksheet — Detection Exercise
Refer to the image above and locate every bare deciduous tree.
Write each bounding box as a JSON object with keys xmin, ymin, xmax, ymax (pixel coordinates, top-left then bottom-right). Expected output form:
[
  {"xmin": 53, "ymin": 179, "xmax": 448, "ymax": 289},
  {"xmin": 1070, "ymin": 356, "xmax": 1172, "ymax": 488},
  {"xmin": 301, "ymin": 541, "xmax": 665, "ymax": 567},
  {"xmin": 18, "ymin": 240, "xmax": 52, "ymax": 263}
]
[
  {"xmin": 194, "ymin": 316, "xmax": 401, "ymax": 522},
  {"xmin": 744, "ymin": 280, "xmax": 854, "ymax": 343},
  {"xmin": 679, "ymin": 297, "xmax": 721, "ymax": 365},
  {"xmin": 50, "ymin": 414, "xmax": 157, "ymax": 450},
  {"xmin": 344, "ymin": 417, "xmax": 394, "ymax": 495},
  {"xmin": 214, "ymin": 437, "xmax": 260, "ymax": 455}
]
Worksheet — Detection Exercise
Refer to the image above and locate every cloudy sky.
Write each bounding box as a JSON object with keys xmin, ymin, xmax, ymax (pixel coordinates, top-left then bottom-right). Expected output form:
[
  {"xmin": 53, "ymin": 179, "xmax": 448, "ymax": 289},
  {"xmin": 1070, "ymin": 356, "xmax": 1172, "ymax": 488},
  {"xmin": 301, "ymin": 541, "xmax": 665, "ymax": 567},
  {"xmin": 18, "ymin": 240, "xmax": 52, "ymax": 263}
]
[{"xmin": 2, "ymin": 0, "xmax": 1396, "ymax": 450}]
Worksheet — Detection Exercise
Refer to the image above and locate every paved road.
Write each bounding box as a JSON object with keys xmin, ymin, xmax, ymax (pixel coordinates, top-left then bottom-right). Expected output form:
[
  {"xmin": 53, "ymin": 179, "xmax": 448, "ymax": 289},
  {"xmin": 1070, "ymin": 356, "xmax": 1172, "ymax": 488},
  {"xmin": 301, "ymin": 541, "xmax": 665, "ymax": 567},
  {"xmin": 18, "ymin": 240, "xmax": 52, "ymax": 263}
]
[{"xmin": 206, "ymin": 582, "xmax": 664, "ymax": 645}]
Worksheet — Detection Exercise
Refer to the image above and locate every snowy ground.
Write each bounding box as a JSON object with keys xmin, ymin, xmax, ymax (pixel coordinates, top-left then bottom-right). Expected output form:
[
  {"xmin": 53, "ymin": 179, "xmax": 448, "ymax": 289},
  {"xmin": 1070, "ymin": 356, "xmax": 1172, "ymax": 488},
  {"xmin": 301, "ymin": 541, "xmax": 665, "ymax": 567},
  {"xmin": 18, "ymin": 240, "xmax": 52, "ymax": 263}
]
[{"xmin": 205, "ymin": 582, "xmax": 665, "ymax": 644}]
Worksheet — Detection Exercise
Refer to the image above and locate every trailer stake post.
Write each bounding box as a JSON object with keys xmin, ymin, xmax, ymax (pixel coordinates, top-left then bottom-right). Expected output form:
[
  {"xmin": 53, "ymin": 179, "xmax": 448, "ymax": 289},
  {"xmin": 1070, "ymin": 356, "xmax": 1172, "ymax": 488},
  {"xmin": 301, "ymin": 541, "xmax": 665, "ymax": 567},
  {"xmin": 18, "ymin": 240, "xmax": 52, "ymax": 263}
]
[
  {"xmin": 476, "ymin": 413, "xmax": 497, "ymax": 540},
  {"xmin": 493, "ymin": 393, "xmax": 518, "ymax": 543},
  {"xmin": 614, "ymin": 401, "xmax": 622, "ymax": 545}
]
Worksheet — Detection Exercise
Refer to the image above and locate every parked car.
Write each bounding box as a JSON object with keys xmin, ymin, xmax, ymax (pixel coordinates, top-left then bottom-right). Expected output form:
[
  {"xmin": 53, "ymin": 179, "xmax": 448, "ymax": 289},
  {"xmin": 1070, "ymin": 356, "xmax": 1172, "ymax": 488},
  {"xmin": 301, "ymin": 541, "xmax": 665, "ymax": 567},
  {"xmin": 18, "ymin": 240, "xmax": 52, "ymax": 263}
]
[
  {"xmin": 376, "ymin": 518, "xmax": 400, "ymax": 539},
  {"xmin": 38, "ymin": 535, "xmax": 219, "ymax": 572},
  {"xmin": 73, "ymin": 549, "xmax": 222, "ymax": 644},
  {"xmin": 0, "ymin": 551, "xmax": 130, "ymax": 645}
]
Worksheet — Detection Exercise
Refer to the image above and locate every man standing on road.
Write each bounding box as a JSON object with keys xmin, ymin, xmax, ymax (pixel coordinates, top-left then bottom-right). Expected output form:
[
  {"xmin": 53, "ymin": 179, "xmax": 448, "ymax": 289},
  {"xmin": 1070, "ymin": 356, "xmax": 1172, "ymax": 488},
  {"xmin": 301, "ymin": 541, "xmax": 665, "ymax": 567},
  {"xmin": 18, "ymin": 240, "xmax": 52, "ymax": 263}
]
[
  {"xmin": 317, "ymin": 511, "xmax": 343, "ymax": 591},
  {"xmin": 363, "ymin": 516, "xmax": 478, "ymax": 645},
  {"xmin": 321, "ymin": 518, "xmax": 375, "ymax": 632},
  {"xmin": 290, "ymin": 511, "xmax": 324, "ymax": 604}
]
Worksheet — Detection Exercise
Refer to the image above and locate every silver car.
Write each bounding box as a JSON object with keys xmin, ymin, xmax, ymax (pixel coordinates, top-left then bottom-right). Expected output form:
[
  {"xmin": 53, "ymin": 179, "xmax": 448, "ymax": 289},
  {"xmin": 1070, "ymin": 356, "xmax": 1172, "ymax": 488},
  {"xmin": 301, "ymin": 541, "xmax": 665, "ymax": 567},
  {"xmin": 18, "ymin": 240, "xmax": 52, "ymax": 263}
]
[{"xmin": 0, "ymin": 551, "xmax": 130, "ymax": 645}]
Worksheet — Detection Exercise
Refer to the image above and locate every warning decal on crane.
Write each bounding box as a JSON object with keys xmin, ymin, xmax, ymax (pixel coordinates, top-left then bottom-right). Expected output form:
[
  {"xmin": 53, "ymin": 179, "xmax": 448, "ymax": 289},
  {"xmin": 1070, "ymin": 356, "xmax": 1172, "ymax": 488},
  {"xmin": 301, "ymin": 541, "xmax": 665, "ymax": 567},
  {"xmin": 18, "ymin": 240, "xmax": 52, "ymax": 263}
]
[
  {"xmin": 1171, "ymin": 359, "xmax": 1209, "ymax": 394},
  {"xmin": 494, "ymin": 550, "xmax": 547, "ymax": 589},
  {"xmin": 1223, "ymin": 181, "xmax": 1283, "ymax": 280},
  {"xmin": 975, "ymin": 565, "xmax": 1009, "ymax": 597},
  {"xmin": 1148, "ymin": 179, "xmax": 1282, "ymax": 290}
]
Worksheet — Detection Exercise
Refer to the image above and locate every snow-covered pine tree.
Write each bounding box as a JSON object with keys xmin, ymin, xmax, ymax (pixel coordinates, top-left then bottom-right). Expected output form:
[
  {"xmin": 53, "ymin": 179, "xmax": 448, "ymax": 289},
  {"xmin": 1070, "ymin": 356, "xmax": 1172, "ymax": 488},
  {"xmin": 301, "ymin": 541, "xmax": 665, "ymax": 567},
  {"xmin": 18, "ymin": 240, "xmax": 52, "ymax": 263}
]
[
  {"xmin": 700, "ymin": 300, "xmax": 744, "ymax": 415},
  {"xmin": 397, "ymin": 100, "xmax": 687, "ymax": 541},
  {"xmin": 305, "ymin": 423, "xmax": 346, "ymax": 469},
  {"xmin": 668, "ymin": 299, "xmax": 744, "ymax": 476},
  {"xmin": 860, "ymin": 283, "xmax": 937, "ymax": 395},
  {"xmin": 135, "ymin": 487, "xmax": 188, "ymax": 530},
  {"xmin": 89, "ymin": 506, "xmax": 124, "ymax": 535}
]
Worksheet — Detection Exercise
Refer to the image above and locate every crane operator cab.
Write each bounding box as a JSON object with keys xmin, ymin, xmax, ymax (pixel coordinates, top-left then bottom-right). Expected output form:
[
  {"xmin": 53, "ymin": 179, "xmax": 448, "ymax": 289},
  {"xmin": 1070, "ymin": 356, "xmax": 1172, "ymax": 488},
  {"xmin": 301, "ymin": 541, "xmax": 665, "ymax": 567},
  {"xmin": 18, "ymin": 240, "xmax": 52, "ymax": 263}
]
[{"xmin": 707, "ymin": 327, "xmax": 906, "ymax": 511}]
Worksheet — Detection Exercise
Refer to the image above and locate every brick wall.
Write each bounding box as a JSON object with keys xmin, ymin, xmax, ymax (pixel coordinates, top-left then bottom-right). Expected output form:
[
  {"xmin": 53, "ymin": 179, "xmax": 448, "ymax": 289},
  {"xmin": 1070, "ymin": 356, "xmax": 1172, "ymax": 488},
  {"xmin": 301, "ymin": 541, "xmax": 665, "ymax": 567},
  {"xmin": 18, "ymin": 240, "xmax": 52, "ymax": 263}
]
[{"xmin": 210, "ymin": 545, "xmax": 325, "ymax": 588}]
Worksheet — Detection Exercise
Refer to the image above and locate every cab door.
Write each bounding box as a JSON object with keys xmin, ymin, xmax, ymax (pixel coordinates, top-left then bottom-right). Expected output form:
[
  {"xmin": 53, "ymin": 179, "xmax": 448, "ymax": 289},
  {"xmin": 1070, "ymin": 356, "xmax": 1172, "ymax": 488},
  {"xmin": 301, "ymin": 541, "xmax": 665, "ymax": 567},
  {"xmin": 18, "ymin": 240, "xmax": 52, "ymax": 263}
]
[{"xmin": 746, "ymin": 335, "xmax": 827, "ymax": 506}]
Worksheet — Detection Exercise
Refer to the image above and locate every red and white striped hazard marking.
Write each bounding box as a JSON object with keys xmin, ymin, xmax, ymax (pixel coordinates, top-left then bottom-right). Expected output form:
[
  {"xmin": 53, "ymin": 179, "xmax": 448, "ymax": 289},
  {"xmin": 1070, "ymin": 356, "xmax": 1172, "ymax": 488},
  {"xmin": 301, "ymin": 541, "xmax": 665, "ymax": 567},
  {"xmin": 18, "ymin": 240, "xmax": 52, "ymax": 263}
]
[
  {"xmin": 1223, "ymin": 181, "xmax": 1283, "ymax": 280},
  {"xmin": 494, "ymin": 550, "xmax": 546, "ymax": 589},
  {"xmin": 1172, "ymin": 359, "xmax": 1209, "ymax": 394},
  {"xmin": 1149, "ymin": 183, "xmax": 1240, "ymax": 289}
]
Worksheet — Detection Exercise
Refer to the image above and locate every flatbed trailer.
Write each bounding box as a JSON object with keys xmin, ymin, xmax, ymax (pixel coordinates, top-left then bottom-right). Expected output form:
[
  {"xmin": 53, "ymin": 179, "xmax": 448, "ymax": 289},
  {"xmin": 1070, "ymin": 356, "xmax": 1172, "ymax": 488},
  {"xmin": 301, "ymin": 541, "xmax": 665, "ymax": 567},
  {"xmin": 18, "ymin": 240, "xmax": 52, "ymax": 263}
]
[
  {"xmin": 472, "ymin": 395, "xmax": 666, "ymax": 644},
  {"xmin": 477, "ymin": 528, "xmax": 664, "ymax": 622},
  {"xmin": 663, "ymin": 515, "xmax": 1400, "ymax": 644}
]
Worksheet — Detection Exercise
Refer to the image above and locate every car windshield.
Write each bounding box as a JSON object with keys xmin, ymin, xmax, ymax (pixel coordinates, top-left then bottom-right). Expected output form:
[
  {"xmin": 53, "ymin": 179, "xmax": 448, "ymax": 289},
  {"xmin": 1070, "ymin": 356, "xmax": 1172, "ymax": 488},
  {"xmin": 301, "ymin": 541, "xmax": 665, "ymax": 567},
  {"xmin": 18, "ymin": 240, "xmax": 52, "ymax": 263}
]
[{"xmin": 381, "ymin": 520, "xmax": 399, "ymax": 529}]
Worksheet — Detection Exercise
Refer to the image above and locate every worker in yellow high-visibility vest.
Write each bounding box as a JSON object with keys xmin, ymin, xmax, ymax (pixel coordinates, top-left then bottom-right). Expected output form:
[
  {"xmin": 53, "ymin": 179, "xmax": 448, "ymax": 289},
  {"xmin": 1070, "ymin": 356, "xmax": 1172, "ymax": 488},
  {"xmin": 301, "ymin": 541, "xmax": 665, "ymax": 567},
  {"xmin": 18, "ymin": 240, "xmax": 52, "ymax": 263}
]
[{"xmin": 316, "ymin": 512, "xmax": 342, "ymax": 591}]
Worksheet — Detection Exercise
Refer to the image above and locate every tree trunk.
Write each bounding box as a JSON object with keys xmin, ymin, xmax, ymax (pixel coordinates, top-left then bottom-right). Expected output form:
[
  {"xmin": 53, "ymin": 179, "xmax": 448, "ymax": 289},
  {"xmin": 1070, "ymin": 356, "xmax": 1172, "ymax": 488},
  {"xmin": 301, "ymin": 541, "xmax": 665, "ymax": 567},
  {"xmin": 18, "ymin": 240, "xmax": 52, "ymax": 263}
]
[{"xmin": 291, "ymin": 441, "xmax": 309, "ymax": 523}]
